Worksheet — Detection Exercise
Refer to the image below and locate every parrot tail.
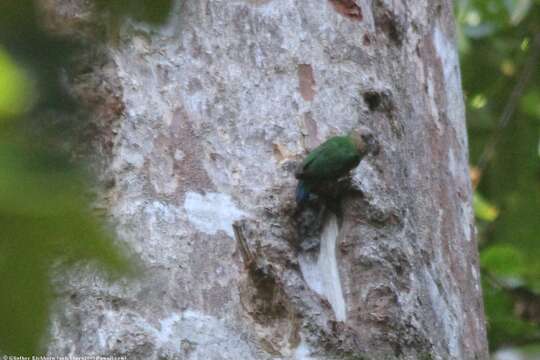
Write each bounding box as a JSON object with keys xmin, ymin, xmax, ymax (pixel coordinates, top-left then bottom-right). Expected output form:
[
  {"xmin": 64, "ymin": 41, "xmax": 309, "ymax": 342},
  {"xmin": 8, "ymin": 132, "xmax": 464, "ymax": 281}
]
[{"xmin": 296, "ymin": 180, "xmax": 310, "ymax": 204}]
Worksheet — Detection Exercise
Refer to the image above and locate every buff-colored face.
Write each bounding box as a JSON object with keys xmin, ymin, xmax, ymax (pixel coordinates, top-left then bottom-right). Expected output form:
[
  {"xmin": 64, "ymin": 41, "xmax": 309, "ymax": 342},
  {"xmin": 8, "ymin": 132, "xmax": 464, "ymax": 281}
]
[{"xmin": 349, "ymin": 127, "xmax": 379, "ymax": 156}]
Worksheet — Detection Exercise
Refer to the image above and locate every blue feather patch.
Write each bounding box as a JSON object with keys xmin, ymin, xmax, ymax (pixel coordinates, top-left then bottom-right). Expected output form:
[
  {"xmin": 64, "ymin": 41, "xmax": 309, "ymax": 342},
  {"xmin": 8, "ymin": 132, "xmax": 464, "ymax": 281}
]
[{"xmin": 296, "ymin": 181, "xmax": 310, "ymax": 204}]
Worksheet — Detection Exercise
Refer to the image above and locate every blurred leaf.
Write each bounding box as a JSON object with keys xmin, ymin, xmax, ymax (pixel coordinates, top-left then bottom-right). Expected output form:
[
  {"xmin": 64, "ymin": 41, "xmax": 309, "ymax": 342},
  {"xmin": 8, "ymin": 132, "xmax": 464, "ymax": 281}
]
[
  {"xmin": 460, "ymin": 0, "xmax": 509, "ymax": 28},
  {"xmin": 0, "ymin": 0, "xmax": 168, "ymax": 354},
  {"xmin": 504, "ymin": 0, "xmax": 533, "ymax": 24},
  {"xmin": 471, "ymin": 94, "xmax": 488, "ymax": 109},
  {"xmin": 0, "ymin": 1, "xmax": 78, "ymax": 110},
  {"xmin": 481, "ymin": 245, "xmax": 526, "ymax": 278},
  {"xmin": 521, "ymin": 37, "xmax": 530, "ymax": 51},
  {"xmin": 474, "ymin": 192, "xmax": 499, "ymax": 221},
  {"xmin": 483, "ymin": 280, "xmax": 540, "ymax": 349},
  {"xmin": 0, "ymin": 142, "xmax": 136, "ymax": 356},
  {"xmin": 500, "ymin": 59, "xmax": 516, "ymax": 76},
  {"xmin": 0, "ymin": 253, "xmax": 49, "ymax": 355},
  {"xmin": 0, "ymin": 47, "xmax": 34, "ymax": 120},
  {"xmin": 520, "ymin": 90, "xmax": 540, "ymax": 119},
  {"xmin": 463, "ymin": 23, "xmax": 498, "ymax": 38}
]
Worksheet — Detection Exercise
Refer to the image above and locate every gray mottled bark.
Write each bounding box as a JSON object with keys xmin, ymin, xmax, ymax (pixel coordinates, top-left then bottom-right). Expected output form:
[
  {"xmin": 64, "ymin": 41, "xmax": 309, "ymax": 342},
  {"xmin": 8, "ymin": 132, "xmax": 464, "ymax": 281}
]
[{"xmin": 44, "ymin": 0, "xmax": 488, "ymax": 359}]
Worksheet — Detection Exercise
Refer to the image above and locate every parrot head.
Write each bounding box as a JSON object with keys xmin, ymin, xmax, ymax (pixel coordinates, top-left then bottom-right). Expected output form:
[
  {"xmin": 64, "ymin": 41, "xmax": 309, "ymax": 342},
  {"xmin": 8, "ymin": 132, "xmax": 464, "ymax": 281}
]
[{"xmin": 350, "ymin": 126, "xmax": 380, "ymax": 156}]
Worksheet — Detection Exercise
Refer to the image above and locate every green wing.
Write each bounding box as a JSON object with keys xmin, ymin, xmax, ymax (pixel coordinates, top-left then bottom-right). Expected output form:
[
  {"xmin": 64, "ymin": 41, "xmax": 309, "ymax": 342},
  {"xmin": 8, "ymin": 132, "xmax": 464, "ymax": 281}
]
[{"xmin": 297, "ymin": 136, "xmax": 361, "ymax": 181}]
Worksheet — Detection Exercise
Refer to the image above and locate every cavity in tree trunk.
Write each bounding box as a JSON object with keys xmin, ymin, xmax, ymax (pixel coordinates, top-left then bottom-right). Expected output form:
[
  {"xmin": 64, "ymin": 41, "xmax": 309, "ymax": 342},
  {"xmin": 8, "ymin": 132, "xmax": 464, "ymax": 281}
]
[{"xmin": 45, "ymin": 0, "xmax": 488, "ymax": 359}]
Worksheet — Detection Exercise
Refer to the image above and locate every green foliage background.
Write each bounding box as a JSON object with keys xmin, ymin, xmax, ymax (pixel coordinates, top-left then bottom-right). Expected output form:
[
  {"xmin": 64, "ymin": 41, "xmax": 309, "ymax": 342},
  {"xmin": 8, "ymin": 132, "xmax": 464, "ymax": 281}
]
[
  {"xmin": 457, "ymin": 0, "xmax": 540, "ymax": 352},
  {"xmin": 0, "ymin": 0, "xmax": 172, "ymax": 355},
  {"xmin": 0, "ymin": 0, "xmax": 538, "ymax": 355}
]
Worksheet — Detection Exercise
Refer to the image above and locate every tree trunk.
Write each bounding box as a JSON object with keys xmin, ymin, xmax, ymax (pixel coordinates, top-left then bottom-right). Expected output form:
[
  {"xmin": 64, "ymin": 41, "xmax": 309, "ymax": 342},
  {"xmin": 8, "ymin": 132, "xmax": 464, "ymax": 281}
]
[{"xmin": 45, "ymin": 0, "xmax": 488, "ymax": 359}]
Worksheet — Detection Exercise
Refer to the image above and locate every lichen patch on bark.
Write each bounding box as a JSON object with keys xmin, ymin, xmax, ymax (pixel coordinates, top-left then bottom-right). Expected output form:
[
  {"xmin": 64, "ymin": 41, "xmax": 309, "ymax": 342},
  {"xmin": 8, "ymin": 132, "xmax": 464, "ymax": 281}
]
[{"xmin": 184, "ymin": 192, "xmax": 248, "ymax": 238}]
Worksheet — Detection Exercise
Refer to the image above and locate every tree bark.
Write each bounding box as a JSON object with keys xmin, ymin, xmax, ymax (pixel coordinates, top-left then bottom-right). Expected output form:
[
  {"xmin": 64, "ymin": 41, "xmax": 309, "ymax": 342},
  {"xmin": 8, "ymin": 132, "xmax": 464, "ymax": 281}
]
[{"xmin": 45, "ymin": 0, "xmax": 488, "ymax": 359}]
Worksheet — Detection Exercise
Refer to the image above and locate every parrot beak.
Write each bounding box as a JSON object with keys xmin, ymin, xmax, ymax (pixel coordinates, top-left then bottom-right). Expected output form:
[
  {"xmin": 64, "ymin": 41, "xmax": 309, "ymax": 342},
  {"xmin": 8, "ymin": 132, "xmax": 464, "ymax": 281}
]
[
  {"xmin": 361, "ymin": 132, "xmax": 380, "ymax": 156},
  {"xmin": 367, "ymin": 136, "xmax": 380, "ymax": 156}
]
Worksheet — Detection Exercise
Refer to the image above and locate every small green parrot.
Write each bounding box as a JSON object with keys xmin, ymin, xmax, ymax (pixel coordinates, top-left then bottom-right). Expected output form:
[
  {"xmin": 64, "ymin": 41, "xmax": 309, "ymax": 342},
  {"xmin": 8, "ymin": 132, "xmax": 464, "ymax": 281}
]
[{"xmin": 295, "ymin": 127, "xmax": 379, "ymax": 203}]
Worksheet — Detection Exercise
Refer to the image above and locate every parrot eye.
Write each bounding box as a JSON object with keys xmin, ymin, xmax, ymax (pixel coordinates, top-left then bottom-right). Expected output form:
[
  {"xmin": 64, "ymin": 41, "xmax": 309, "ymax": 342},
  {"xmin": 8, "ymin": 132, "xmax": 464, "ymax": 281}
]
[
  {"xmin": 357, "ymin": 131, "xmax": 379, "ymax": 155},
  {"xmin": 361, "ymin": 133, "xmax": 374, "ymax": 143}
]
